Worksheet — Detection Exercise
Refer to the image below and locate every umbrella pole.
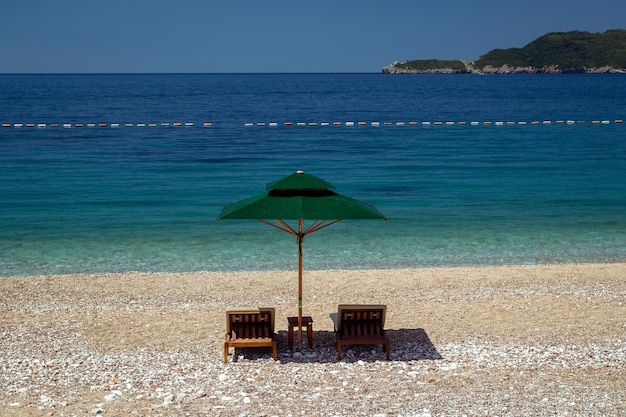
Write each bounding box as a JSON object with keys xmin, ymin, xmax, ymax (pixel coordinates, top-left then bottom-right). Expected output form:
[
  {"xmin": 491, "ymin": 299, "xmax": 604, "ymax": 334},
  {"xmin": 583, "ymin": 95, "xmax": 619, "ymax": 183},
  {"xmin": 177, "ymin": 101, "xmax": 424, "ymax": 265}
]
[{"xmin": 297, "ymin": 218, "xmax": 304, "ymax": 350}]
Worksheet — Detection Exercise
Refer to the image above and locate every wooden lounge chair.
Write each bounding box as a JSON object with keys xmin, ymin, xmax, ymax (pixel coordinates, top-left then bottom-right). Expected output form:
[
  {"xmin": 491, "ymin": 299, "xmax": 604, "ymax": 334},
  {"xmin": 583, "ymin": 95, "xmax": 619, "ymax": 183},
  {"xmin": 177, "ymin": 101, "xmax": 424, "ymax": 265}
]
[
  {"xmin": 224, "ymin": 308, "xmax": 277, "ymax": 363},
  {"xmin": 330, "ymin": 304, "xmax": 390, "ymax": 360}
]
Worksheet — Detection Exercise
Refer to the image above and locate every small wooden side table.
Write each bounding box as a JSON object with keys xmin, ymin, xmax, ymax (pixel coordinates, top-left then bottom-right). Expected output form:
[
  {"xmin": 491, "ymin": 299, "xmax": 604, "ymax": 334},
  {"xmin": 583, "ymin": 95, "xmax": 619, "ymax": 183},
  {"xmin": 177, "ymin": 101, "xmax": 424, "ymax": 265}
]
[{"xmin": 287, "ymin": 316, "xmax": 314, "ymax": 350}]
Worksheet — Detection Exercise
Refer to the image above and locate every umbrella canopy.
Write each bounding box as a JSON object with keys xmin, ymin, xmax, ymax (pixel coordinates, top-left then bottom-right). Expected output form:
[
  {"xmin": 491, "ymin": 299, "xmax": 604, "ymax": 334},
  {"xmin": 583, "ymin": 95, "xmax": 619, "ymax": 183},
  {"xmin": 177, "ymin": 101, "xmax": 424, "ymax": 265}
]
[
  {"xmin": 219, "ymin": 172, "xmax": 385, "ymax": 221},
  {"xmin": 218, "ymin": 170, "xmax": 386, "ymax": 349}
]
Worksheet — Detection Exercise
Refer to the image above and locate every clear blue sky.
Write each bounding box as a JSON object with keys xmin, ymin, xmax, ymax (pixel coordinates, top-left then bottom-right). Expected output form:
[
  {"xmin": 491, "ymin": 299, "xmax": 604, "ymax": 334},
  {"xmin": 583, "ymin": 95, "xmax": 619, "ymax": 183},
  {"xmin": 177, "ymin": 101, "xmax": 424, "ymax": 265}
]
[{"xmin": 1, "ymin": 0, "xmax": 624, "ymax": 73}]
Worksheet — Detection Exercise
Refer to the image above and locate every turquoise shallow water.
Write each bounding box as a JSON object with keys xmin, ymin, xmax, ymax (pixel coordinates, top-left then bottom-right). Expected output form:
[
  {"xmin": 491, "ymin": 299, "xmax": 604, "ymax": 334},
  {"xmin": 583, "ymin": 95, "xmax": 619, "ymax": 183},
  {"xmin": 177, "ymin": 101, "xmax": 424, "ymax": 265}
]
[{"xmin": 1, "ymin": 74, "xmax": 625, "ymax": 276}]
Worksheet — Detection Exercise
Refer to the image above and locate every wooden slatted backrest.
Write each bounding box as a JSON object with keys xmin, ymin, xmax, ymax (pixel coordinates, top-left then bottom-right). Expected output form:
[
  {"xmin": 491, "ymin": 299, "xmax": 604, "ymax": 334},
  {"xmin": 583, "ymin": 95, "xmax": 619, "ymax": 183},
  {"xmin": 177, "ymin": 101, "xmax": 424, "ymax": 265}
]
[
  {"xmin": 335, "ymin": 304, "xmax": 386, "ymax": 337},
  {"xmin": 226, "ymin": 308, "xmax": 275, "ymax": 339}
]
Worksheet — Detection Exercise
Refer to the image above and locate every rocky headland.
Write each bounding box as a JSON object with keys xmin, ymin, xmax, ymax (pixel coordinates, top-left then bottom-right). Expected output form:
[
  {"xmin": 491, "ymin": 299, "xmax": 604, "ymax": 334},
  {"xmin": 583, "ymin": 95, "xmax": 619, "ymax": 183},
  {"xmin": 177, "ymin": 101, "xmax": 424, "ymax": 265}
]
[
  {"xmin": 382, "ymin": 61, "xmax": 626, "ymax": 74},
  {"xmin": 383, "ymin": 30, "xmax": 626, "ymax": 74}
]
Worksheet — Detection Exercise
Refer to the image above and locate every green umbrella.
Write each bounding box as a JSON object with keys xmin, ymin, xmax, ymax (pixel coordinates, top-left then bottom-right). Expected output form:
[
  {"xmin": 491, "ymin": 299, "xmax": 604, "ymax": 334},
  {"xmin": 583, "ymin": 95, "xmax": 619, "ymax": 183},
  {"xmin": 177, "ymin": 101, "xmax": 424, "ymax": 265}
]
[{"xmin": 218, "ymin": 170, "xmax": 386, "ymax": 349}]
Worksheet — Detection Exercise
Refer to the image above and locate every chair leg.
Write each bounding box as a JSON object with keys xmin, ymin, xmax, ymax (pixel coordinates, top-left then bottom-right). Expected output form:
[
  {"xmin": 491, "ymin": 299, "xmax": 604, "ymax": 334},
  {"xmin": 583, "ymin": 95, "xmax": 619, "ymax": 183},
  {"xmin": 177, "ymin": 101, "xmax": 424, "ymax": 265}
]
[
  {"xmin": 224, "ymin": 343, "xmax": 229, "ymax": 363},
  {"xmin": 310, "ymin": 324, "xmax": 314, "ymax": 347},
  {"xmin": 288, "ymin": 323, "xmax": 294, "ymax": 350}
]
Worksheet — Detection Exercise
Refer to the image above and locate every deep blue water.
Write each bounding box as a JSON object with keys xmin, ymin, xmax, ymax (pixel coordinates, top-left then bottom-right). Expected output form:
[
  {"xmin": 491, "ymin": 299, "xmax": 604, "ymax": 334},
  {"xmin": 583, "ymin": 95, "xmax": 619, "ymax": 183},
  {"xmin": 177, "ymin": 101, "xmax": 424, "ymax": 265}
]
[{"xmin": 1, "ymin": 73, "xmax": 625, "ymax": 276}]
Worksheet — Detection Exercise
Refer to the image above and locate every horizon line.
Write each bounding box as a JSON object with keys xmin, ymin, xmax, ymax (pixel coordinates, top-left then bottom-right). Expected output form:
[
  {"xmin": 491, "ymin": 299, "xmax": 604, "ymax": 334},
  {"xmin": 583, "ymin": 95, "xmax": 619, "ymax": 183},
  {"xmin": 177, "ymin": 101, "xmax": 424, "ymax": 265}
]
[{"xmin": 0, "ymin": 71, "xmax": 382, "ymax": 76}]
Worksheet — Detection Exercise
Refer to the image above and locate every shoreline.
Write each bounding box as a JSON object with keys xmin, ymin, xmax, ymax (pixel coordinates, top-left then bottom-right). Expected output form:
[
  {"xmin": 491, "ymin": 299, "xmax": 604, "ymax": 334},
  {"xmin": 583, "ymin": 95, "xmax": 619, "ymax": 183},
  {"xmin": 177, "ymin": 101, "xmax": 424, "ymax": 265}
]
[
  {"xmin": 2, "ymin": 263, "xmax": 624, "ymax": 415},
  {"xmin": 4, "ymin": 259, "xmax": 626, "ymax": 278}
]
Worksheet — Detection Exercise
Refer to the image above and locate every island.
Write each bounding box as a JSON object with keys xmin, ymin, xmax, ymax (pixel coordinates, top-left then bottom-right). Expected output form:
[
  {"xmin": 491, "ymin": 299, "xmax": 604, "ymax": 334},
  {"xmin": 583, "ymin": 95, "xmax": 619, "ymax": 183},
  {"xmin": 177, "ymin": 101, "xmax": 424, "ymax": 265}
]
[{"xmin": 382, "ymin": 30, "xmax": 626, "ymax": 74}]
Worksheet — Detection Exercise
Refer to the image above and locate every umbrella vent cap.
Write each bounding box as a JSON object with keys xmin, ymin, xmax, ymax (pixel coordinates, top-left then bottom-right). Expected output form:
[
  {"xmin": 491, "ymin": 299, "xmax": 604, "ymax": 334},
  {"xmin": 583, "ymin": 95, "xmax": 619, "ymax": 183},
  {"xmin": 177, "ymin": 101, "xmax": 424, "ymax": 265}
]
[{"xmin": 266, "ymin": 171, "xmax": 336, "ymax": 191}]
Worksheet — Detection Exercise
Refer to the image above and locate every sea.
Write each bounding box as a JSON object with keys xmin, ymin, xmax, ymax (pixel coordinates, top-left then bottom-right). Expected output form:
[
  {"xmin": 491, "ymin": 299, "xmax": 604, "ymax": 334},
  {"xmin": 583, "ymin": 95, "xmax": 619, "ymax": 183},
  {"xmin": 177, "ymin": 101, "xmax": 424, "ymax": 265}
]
[{"xmin": 1, "ymin": 73, "xmax": 625, "ymax": 277}]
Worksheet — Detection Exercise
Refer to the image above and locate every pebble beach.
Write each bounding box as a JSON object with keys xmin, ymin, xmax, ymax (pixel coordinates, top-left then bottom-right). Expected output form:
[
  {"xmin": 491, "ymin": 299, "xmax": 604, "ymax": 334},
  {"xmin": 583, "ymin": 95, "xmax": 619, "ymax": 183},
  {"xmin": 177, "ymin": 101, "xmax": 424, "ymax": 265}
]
[{"xmin": 1, "ymin": 263, "xmax": 624, "ymax": 416}]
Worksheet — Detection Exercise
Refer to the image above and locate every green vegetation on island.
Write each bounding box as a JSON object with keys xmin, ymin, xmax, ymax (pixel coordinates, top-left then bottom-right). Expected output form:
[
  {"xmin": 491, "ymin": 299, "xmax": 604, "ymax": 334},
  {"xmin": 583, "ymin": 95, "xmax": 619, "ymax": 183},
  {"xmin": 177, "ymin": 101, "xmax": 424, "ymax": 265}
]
[
  {"xmin": 391, "ymin": 59, "xmax": 467, "ymax": 72},
  {"xmin": 383, "ymin": 30, "xmax": 626, "ymax": 74}
]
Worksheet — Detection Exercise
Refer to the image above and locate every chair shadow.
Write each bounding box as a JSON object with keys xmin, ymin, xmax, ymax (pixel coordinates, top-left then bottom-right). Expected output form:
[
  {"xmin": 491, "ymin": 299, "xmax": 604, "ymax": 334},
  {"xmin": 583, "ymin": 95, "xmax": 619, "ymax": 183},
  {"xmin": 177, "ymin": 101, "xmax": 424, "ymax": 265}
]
[
  {"xmin": 229, "ymin": 328, "xmax": 442, "ymax": 364},
  {"xmin": 386, "ymin": 328, "xmax": 443, "ymax": 361}
]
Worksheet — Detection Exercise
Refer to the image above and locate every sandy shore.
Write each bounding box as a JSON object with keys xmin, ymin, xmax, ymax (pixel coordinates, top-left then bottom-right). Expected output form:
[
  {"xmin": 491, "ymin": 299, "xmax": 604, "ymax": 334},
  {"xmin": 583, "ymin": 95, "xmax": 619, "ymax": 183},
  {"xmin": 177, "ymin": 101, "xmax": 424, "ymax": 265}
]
[{"xmin": 1, "ymin": 263, "xmax": 624, "ymax": 416}]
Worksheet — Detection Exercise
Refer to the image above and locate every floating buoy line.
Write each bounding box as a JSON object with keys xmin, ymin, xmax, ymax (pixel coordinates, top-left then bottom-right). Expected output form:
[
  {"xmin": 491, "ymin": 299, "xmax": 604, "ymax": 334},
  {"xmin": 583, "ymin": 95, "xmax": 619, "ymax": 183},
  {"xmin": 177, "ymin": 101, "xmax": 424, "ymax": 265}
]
[
  {"xmin": 245, "ymin": 119, "xmax": 623, "ymax": 127},
  {"xmin": 1, "ymin": 119, "xmax": 624, "ymax": 129},
  {"xmin": 1, "ymin": 122, "xmax": 210, "ymax": 129}
]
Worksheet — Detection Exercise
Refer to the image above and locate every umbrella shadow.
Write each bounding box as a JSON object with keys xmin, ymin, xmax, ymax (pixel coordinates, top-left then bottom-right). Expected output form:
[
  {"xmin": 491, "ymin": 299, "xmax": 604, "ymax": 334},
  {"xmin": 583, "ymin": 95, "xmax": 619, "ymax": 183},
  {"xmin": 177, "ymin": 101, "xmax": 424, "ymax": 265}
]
[{"xmin": 231, "ymin": 328, "xmax": 442, "ymax": 363}]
